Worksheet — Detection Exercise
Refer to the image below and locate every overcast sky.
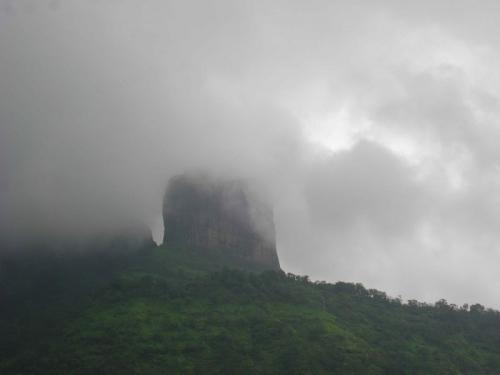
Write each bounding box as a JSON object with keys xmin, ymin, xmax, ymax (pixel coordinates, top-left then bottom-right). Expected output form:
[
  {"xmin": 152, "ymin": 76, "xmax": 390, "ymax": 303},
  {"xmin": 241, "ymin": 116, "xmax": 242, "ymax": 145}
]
[{"xmin": 2, "ymin": 0, "xmax": 500, "ymax": 307}]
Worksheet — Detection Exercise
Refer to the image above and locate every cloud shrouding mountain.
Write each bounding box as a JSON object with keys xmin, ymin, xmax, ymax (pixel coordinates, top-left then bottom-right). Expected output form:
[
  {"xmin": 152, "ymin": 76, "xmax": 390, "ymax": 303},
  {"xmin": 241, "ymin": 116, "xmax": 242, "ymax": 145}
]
[{"xmin": 2, "ymin": 0, "xmax": 500, "ymax": 307}]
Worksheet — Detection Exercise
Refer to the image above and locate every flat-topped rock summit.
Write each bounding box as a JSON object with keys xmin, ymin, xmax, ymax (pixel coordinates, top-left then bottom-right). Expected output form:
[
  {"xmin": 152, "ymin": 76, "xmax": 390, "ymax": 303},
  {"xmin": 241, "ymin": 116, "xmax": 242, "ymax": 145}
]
[{"xmin": 163, "ymin": 174, "xmax": 280, "ymax": 270}]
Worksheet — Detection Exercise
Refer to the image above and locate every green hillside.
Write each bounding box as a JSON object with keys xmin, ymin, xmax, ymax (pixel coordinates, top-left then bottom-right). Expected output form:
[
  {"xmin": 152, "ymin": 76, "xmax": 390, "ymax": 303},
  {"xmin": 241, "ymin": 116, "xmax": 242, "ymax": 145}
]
[{"xmin": 2, "ymin": 244, "xmax": 500, "ymax": 374}]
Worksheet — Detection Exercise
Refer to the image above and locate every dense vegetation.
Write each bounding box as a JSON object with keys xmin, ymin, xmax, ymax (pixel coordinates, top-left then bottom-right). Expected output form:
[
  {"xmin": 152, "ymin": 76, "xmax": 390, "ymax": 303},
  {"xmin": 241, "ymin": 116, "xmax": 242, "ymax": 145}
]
[{"xmin": 2, "ymin": 244, "xmax": 500, "ymax": 374}]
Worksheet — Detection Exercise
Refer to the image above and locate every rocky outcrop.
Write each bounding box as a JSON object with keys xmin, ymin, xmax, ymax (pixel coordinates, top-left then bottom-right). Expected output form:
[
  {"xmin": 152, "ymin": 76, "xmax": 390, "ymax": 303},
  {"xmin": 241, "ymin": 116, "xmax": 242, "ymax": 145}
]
[{"xmin": 163, "ymin": 174, "xmax": 280, "ymax": 270}]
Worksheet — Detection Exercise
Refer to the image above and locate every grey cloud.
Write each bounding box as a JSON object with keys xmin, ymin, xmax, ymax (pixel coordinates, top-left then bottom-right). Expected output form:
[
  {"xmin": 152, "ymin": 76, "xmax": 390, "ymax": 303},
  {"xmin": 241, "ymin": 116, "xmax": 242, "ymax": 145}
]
[
  {"xmin": 304, "ymin": 141, "xmax": 427, "ymax": 235},
  {"xmin": 3, "ymin": 0, "xmax": 500, "ymax": 308}
]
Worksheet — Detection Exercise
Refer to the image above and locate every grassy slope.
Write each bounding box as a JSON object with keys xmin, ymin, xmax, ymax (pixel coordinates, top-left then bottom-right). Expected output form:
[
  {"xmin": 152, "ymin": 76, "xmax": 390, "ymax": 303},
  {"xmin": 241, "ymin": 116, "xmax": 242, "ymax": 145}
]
[{"xmin": 2, "ymin": 245, "xmax": 500, "ymax": 374}]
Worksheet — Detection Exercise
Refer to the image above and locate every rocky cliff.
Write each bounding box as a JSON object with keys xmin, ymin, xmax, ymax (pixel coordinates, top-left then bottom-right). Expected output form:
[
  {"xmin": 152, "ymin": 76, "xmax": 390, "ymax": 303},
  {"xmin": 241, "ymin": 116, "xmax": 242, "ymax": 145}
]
[{"xmin": 163, "ymin": 174, "xmax": 280, "ymax": 270}]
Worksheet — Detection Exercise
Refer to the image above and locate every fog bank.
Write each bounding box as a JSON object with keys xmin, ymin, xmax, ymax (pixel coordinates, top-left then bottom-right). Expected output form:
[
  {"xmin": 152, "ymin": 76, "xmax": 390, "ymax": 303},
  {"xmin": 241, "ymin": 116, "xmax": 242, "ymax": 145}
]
[{"xmin": 3, "ymin": 0, "xmax": 500, "ymax": 307}]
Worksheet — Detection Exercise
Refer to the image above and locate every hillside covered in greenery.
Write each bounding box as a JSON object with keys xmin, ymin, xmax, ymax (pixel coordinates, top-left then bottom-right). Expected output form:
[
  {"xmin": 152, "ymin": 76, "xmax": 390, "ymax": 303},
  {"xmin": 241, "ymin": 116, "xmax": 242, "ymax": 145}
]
[{"xmin": 2, "ymin": 244, "xmax": 500, "ymax": 374}]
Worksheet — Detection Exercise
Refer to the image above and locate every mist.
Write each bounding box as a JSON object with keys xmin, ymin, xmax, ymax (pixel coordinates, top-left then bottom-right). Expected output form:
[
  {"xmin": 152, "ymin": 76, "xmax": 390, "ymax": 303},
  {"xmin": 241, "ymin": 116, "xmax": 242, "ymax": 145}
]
[{"xmin": 2, "ymin": 0, "xmax": 500, "ymax": 308}]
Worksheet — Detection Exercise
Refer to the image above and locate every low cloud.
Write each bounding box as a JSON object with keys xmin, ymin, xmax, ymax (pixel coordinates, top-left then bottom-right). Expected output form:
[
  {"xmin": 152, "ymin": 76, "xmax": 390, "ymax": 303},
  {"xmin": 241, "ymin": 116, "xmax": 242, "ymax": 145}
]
[{"xmin": 2, "ymin": 0, "xmax": 500, "ymax": 307}]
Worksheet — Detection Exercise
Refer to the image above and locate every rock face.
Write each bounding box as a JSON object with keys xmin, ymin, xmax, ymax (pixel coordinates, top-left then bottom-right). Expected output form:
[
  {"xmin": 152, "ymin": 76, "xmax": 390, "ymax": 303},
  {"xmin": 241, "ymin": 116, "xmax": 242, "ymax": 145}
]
[{"xmin": 163, "ymin": 174, "xmax": 280, "ymax": 270}]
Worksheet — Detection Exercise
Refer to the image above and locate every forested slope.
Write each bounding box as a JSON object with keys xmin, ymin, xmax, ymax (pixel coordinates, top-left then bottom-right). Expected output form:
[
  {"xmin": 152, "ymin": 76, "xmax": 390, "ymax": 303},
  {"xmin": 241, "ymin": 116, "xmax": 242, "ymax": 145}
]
[{"xmin": 1, "ymin": 245, "xmax": 500, "ymax": 374}]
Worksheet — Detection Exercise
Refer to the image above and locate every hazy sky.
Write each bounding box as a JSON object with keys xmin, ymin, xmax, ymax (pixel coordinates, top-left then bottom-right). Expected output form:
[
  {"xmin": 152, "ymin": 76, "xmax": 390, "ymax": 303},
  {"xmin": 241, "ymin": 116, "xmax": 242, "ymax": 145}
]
[{"xmin": 2, "ymin": 0, "xmax": 500, "ymax": 307}]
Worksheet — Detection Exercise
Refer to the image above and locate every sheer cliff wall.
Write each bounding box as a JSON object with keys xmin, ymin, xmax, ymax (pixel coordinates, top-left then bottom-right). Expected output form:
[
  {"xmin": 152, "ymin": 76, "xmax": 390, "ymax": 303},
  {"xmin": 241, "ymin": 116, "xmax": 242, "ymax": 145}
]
[{"xmin": 163, "ymin": 174, "xmax": 280, "ymax": 270}]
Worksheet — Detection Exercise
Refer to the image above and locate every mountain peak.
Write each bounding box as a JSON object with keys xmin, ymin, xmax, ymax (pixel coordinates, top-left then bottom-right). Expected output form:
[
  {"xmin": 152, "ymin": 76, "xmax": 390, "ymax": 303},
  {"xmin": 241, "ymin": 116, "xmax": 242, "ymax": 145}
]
[{"xmin": 163, "ymin": 173, "xmax": 280, "ymax": 270}]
